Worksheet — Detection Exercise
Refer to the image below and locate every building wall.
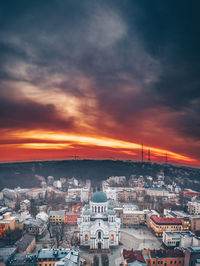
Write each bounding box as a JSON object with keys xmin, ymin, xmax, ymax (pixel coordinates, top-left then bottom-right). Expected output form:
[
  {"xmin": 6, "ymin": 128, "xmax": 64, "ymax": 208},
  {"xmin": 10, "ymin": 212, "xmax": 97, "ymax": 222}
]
[
  {"xmin": 37, "ymin": 259, "xmax": 58, "ymax": 266},
  {"xmin": 149, "ymin": 219, "xmax": 182, "ymax": 237},
  {"xmin": 65, "ymin": 213, "xmax": 80, "ymax": 225},
  {"xmin": 190, "ymin": 216, "xmax": 200, "ymax": 232},
  {"xmin": 146, "ymin": 257, "xmax": 184, "ymax": 265}
]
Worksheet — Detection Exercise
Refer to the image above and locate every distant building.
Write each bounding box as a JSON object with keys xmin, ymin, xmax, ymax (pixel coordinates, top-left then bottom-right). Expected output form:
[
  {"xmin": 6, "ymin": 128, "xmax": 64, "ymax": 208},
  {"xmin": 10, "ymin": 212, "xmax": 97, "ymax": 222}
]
[
  {"xmin": 188, "ymin": 202, "xmax": 200, "ymax": 215},
  {"xmin": 20, "ymin": 199, "xmax": 31, "ymax": 212},
  {"xmin": 143, "ymin": 248, "xmax": 184, "ymax": 265},
  {"xmin": 190, "ymin": 215, "xmax": 200, "ymax": 233},
  {"xmin": 106, "ymin": 176, "xmax": 126, "ymax": 185},
  {"xmin": 49, "ymin": 210, "xmax": 65, "ymax": 225},
  {"xmin": 0, "ymin": 212, "xmax": 19, "ymax": 235},
  {"xmin": 163, "ymin": 231, "xmax": 200, "ymax": 248},
  {"xmin": 184, "ymin": 246, "xmax": 200, "ymax": 266},
  {"xmin": 65, "ymin": 212, "xmax": 81, "ymax": 225},
  {"xmin": 121, "ymin": 249, "xmax": 146, "ymax": 265},
  {"xmin": 146, "ymin": 187, "xmax": 169, "ymax": 197},
  {"xmin": 149, "ymin": 215, "xmax": 189, "ymax": 236},
  {"xmin": 80, "ymin": 188, "xmax": 89, "ymax": 202},
  {"xmin": 47, "ymin": 176, "xmax": 54, "ymax": 186},
  {"xmin": 37, "ymin": 248, "xmax": 79, "ymax": 266},
  {"xmin": 0, "ymin": 247, "xmax": 17, "ymax": 266},
  {"xmin": 104, "ymin": 188, "xmax": 118, "ymax": 202},
  {"xmin": 7, "ymin": 253, "xmax": 37, "ymax": 266},
  {"xmin": 54, "ymin": 250, "xmax": 79, "ymax": 266},
  {"xmin": 15, "ymin": 234, "xmax": 36, "ymax": 254},
  {"xmin": 24, "ymin": 218, "xmax": 46, "ymax": 237}
]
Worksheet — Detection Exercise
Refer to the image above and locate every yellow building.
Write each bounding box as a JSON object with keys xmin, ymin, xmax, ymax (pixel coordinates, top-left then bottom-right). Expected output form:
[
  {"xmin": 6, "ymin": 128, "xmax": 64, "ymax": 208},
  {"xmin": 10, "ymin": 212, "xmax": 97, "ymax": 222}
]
[
  {"xmin": 149, "ymin": 215, "xmax": 189, "ymax": 236},
  {"xmin": 49, "ymin": 210, "xmax": 65, "ymax": 225}
]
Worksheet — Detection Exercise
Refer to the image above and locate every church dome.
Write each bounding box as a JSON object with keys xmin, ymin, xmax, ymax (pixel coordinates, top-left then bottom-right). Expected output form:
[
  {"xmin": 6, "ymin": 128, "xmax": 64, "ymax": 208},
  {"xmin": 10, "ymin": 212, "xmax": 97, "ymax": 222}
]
[{"xmin": 91, "ymin": 191, "xmax": 107, "ymax": 203}]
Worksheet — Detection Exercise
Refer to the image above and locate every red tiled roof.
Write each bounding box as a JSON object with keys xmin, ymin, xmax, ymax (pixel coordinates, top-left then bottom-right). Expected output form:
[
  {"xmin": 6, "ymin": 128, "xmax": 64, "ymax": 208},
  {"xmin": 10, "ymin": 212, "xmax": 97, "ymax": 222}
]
[
  {"xmin": 150, "ymin": 215, "xmax": 182, "ymax": 225},
  {"xmin": 181, "ymin": 191, "xmax": 200, "ymax": 197},
  {"xmin": 150, "ymin": 248, "xmax": 184, "ymax": 258},
  {"xmin": 122, "ymin": 249, "xmax": 145, "ymax": 263}
]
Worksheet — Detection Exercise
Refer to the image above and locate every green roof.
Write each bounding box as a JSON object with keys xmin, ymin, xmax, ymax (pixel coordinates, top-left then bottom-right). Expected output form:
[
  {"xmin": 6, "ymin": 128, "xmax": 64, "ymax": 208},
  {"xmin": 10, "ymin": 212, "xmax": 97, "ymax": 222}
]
[
  {"xmin": 91, "ymin": 192, "xmax": 107, "ymax": 203},
  {"xmin": 108, "ymin": 210, "xmax": 116, "ymax": 215},
  {"xmin": 83, "ymin": 210, "xmax": 90, "ymax": 215}
]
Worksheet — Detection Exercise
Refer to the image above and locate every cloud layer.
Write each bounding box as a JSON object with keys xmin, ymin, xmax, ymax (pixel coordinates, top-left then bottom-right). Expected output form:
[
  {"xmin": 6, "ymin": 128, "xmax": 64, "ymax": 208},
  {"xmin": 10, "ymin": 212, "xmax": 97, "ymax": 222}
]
[{"xmin": 0, "ymin": 0, "xmax": 200, "ymax": 165}]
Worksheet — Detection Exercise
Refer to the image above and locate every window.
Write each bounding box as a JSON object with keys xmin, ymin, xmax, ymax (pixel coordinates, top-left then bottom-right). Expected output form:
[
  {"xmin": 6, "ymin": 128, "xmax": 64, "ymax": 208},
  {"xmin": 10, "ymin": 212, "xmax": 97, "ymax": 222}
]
[
  {"xmin": 179, "ymin": 261, "xmax": 182, "ymax": 264},
  {"xmin": 170, "ymin": 261, "xmax": 172, "ymax": 264},
  {"xmin": 85, "ymin": 234, "xmax": 88, "ymax": 241},
  {"xmin": 98, "ymin": 231, "xmax": 101, "ymax": 239}
]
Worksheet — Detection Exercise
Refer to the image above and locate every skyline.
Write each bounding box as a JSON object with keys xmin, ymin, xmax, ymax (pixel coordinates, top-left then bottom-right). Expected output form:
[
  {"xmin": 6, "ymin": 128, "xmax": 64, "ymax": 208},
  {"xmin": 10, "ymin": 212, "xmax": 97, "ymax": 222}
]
[{"xmin": 0, "ymin": 1, "xmax": 200, "ymax": 166}]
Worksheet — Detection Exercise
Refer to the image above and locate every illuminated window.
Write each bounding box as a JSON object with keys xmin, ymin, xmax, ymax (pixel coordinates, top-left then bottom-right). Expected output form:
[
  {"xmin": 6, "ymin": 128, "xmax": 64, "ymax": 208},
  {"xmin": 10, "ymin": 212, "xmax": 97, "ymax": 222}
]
[
  {"xmin": 110, "ymin": 234, "xmax": 114, "ymax": 241},
  {"xmin": 85, "ymin": 234, "xmax": 88, "ymax": 241}
]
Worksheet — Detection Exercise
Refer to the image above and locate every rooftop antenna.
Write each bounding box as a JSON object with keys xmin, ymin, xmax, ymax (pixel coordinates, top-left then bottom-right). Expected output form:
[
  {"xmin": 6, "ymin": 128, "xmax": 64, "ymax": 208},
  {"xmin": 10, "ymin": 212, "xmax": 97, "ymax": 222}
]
[
  {"xmin": 141, "ymin": 143, "xmax": 144, "ymax": 162},
  {"xmin": 148, "ymin": 149, "xmax": 151, "ymax": 161},
  {"xmin": 165, "ymin": 152, "xmax": 168, "ymax": 164},
  {"xmin": 74, "ymin": 155, "xmax": 79, "ymax": 160}
]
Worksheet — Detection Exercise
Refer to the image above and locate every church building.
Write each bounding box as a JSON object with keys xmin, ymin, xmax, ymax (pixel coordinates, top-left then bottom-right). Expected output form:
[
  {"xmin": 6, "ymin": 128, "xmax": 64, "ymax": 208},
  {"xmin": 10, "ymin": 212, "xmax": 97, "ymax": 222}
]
[{"xmin": 78, "ymin": 191, "xmax": 120, "ymax": 251}]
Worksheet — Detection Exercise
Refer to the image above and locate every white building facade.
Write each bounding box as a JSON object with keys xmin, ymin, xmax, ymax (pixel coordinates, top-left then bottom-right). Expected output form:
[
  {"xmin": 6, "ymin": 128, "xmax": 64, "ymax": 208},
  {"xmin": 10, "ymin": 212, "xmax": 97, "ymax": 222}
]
[{"xmin": 78, "ymin": 191, "xmax": 120, "ymax": 250}]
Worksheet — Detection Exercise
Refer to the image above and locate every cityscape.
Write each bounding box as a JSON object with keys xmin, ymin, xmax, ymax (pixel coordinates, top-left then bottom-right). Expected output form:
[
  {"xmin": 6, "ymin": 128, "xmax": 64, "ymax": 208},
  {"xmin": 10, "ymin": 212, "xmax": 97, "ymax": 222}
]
[
  {"xmin": 1, "ymin": 0, "xmax": 200, "ymax": 265},
  {"xmin": 0, "ymin": 161, "xmax": 200, "ymax": 265}
]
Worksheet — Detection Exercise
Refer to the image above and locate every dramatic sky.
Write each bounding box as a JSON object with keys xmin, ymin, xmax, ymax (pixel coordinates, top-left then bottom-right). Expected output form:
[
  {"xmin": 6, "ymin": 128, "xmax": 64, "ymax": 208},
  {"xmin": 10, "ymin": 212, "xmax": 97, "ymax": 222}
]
[{"xmin": 0, "ymin": 0, "xmax": 200, "ymax": 166}]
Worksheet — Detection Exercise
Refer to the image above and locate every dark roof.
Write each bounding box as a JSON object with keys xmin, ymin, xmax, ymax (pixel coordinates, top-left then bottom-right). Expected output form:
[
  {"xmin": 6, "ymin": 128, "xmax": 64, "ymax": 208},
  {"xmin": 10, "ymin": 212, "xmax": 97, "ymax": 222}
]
[
  {"xmin": 37, "ymin": 249, "xmax": 71, "ymax": 260},
  {"xmin": 150, "ymin": 249, "xmax": 184, "ymax": 258},
  {"xmin": 0, "ymin": 247, "xmax": 16, "ymax": 263},
  {"xmin": 15, "ymin": 234, "xmax": 35, "ymax": 252},
  {"xmin": 150, "ymin": 215, "xmax": 182, "ymax": 225},
  {"xmin": 122, "ymin": 249, "xmax": 145, "ymax": 264},
  {"xmin": 91, "ymin": 192, "xmax": 107, "ymax": 203},
  {"xmin": 8, "ymin": 253, "xmax": 37, "ymax": 266}
]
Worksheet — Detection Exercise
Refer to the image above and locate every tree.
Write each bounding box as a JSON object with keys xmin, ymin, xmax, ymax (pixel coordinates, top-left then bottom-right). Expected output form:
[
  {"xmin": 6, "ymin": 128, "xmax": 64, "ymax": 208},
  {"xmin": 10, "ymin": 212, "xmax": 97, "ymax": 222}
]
[
  {"xmin": 49, "ymin": 223, "xmax": 67, "ymax": 248},
  {"xmin": 101, "ymin": 254, "xmax": 109, "ymax": 266},
  {"xmin": 93, "ymin": 255, "xmax": 99, "ymax": 266}
]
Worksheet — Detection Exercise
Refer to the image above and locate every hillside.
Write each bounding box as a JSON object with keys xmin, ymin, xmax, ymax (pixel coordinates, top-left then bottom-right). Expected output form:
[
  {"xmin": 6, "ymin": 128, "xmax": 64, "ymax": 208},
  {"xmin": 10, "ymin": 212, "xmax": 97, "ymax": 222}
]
[{"xmin": 0, "ymin": 160, "xmax": 200, "ymax": 190}]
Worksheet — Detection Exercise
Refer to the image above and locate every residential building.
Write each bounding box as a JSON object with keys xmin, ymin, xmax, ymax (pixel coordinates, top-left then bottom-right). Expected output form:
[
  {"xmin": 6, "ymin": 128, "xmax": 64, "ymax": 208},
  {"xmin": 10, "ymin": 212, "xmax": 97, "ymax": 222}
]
[
  {"xmin": 121, "ymin": 249, "xmax": 146, "ymax": 266},
  {"xmin": 20, "ymin": 199, "xmax": 31, "ymax": 212},
  {"xmin": 37, "ymin": 248, "xmax": 79, "ymax": 266},
  {"xmin": 65, "ymin": 212, "xmax": 81, "ymax": 225},
  {"xmin": 142, "ymin": 248, "xmax": 184, "ymax": 266},
  {"xmin": 188, "ymin": 202, "xmax": 200, "ymax": 215},
  {"xmin": 122, "ymin": 205, "xmax": 145, "ymax": 226},
  {"xmin": 163, "ymin": 231, "xmax": 200, "ymax": 248},
  {"xmin": 54, "ymin": 250, "xmax": 79, "ymax": 266},
  {"xmin": 15, "ymin": 234, "xmax": 36, "ymax": 254},
  {"xmin": 146, "ymin": 187, "xmax": 169, "ymax": 197},
  {"xmin": 0, "ymin": 247, "xmax": 16, "ymax": 266},
  {"xmin": 24, "ymin": 218, "xmax": 46, "ymax": 236},
  {"xmin": 184, "ymin": 246, "xmax": 200, "ymax": 266},
  {"xmin": 190, "ymin": 216, "xmax": 200, "ymax": 232},
  {"xmin": 149, "ymin": 215, "xmax": 189, "ymax": 236},
  {"xmin": 49, "ymin": 210, "xmax": 65, "ymax": 225},
  {"xmin": 7, "ymin": 253, "xmax": 37, "ymax": 266}
]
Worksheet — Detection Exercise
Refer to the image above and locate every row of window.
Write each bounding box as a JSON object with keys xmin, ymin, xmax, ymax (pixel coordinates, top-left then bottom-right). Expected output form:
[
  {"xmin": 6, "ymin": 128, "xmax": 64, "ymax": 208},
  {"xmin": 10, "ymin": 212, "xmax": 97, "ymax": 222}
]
[{"xmin": 150, "ymin": 260, "xmax": 182, "ymax": 265}]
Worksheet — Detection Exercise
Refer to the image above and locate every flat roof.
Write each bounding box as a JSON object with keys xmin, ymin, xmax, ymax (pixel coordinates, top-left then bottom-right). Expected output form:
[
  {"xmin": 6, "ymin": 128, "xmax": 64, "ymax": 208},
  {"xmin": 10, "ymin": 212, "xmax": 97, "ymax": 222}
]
[{"xmin": 37, "ymin": 249, "xmax": 70, "ymax": 260}]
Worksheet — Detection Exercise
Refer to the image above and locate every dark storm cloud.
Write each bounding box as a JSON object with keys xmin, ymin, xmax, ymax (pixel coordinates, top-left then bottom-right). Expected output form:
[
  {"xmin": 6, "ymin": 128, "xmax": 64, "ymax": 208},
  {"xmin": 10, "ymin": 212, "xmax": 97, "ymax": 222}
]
[
  {"xmin": 0, "ymin": 97, "xmax": 74, "ymax": 131},
  {"xmin": 0, "ymin": 0, "xmax": 200, "ymax": 158}
]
